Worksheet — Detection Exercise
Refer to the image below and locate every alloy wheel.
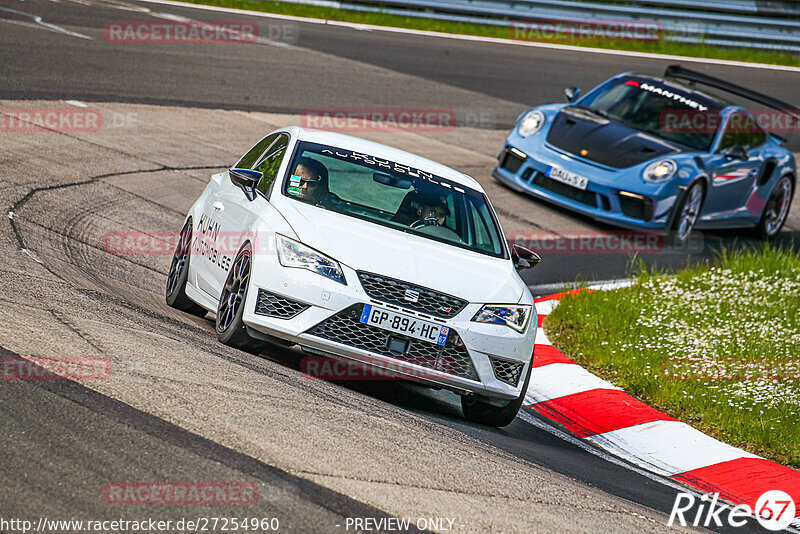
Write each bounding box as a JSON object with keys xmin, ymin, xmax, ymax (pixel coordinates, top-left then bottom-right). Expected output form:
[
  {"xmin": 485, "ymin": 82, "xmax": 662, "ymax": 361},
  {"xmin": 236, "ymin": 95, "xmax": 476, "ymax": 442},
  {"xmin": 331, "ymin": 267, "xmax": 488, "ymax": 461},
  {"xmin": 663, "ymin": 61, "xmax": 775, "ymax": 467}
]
[
  {"xmin": 764, "ymin": 177, "xmax": 792, "ymax": 237},
  {"xmin": 677, "ymin": 184, "xmax": 703, "ymax": 242},
  {"xmin": 166, "ymin": 222, "xmax": 192, "ymax": 297},
  {"xmin": 217, "ymin": 251, "xmax": 250, "ymax": 333}
]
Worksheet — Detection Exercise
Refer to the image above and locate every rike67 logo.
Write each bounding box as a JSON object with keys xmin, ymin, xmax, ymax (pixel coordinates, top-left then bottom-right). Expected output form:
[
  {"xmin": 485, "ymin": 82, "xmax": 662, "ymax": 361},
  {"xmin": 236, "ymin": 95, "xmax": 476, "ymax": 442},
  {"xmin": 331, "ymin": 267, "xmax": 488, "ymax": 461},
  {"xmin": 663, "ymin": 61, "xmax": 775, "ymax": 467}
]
[{"xmin": 669, "ymin": 490, "xmax": 796, "ymax": 531}]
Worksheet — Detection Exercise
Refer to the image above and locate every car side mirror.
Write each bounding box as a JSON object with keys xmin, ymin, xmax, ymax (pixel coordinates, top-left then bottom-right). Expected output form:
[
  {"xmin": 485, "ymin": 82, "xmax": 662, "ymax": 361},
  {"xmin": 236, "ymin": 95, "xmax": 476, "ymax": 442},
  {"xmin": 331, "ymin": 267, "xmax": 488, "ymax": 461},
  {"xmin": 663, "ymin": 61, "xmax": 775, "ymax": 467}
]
[
  {"xmin": 511, "ymin": 243, "xmax": 541, "ymax": 272},
  {"xmin": 564, "ymin": 87, "xmax": 581, "ymax": 103},
  {"xmin": 721, "ymin": 145, "xmax": 748, "ymax": 161},
  {"xmin": 229, "ymin": 168, "xmax": 262, "ymax": 201}
]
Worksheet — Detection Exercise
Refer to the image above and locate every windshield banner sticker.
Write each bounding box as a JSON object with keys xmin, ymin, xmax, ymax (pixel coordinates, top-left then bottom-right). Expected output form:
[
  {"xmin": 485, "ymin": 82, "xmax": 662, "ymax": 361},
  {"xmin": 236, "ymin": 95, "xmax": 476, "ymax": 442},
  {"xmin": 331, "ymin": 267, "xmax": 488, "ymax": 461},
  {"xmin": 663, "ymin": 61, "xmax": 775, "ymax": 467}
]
[
  {"xmin": 625, "ymin": 79, "xmax": 708, "ymax": 111},
  {"xmin": 318, "ymin": 148, "xmax": 467, "ymax": 194}
]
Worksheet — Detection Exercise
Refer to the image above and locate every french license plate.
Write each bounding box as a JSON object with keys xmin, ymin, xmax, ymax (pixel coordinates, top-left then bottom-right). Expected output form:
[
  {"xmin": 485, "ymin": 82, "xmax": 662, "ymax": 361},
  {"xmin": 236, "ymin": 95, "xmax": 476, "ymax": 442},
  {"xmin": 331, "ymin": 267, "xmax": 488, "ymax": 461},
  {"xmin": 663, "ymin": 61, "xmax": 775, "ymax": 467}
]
[
  {"xmin": 546, "ymin": 165, "xmax": 589, "ymax": 190},
  {"xmin": 360, "ymin": 304, "xmax": 449, "ymax": 346}
]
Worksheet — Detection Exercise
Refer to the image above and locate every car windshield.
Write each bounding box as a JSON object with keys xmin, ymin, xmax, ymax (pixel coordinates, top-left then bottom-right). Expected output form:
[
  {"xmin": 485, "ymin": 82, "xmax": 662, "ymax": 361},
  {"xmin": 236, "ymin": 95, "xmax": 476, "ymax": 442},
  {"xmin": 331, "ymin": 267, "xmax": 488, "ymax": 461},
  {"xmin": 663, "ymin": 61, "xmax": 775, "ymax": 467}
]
[
  {"xmin": 282, "ymin": 141, "xmax": 507, "ymax": 258},
  {"xmin": 579, "ymin": 77, "xmax": 723, "ymax": 151}
]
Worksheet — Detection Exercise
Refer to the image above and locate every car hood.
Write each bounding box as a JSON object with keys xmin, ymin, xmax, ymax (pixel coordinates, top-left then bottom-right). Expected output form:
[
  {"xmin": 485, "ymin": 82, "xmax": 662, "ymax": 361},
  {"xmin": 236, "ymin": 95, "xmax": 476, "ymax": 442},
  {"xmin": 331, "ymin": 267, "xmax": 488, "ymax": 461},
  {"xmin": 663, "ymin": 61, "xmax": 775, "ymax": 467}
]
[
  {"xmin": 546, "ymin": 106, "xmax": 682, "ymax": 168},
  {"xmin": 278, "ymin": 201, "xmax": 525, "ymax": 304}
]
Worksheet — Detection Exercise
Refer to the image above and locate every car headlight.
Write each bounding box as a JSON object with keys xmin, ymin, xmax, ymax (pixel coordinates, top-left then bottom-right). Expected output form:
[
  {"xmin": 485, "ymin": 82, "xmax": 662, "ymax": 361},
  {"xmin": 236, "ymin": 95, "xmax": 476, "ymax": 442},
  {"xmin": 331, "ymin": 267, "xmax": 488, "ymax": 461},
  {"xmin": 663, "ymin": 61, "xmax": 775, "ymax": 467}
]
[
  {"xmin": 472, "ymin": 304, "xmax": 532, "ymax": 333},
  {"xmin": 276, "ymin": 234, "xmax": 346, "ymax": 285},
  {"xmin": 517, "ymin": 110, "xmax": 546, "ymax": 137},
  {"xmin": 643, "ymin": 159, "xmax": 678, "ymax": 183}
]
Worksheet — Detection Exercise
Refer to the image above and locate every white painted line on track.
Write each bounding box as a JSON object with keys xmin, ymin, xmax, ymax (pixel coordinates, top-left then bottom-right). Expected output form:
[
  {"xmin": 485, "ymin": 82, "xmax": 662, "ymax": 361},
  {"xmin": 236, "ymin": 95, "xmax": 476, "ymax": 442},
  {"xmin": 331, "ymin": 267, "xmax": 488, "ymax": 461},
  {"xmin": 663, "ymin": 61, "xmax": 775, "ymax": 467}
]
[
  {"xmin": 585, "ymin": 420, "xmax": 760, "ymax": 477},
  {"xmin": 134, "ymin": 0, "xmax": 800, "ymax": 73},
  {"xmin": 525, "ymin": 363, "xmax": 621, "ymax": 404},
  {"xmin": 587, "ymin": 279, "xmax": 636, "ymax": 291},
  {"xmin": 0, "ymin": 6, "xmax": 93, "ymax": 39}
]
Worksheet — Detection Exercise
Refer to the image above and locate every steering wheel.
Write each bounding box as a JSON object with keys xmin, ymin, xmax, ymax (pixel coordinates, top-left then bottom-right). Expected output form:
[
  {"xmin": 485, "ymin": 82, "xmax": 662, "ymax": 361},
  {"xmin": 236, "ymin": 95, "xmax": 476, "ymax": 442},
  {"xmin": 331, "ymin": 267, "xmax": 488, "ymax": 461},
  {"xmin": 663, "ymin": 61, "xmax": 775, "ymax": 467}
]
[{"xmin": 410, "ymin": 217, "xmax": 441, "ymax": 229}]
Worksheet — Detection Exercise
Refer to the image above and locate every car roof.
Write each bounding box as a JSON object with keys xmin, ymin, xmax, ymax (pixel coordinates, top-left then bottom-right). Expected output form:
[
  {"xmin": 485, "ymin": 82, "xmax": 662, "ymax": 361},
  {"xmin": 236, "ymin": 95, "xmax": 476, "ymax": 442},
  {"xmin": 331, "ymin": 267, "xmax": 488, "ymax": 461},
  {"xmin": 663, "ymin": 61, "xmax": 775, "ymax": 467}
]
[{"xmin": 281, "ymin": 126, "xmax": 484, "ymax": 192}]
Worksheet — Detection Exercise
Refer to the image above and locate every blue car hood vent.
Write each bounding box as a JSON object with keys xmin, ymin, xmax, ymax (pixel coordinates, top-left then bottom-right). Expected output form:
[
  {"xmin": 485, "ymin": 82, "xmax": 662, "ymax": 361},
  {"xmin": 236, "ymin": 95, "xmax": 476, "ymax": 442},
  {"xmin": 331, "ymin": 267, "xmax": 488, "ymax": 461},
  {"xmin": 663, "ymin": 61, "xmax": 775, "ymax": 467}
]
[{"xmin": 546, "ymin": 106, "xmax": 680, "ymax": 169}]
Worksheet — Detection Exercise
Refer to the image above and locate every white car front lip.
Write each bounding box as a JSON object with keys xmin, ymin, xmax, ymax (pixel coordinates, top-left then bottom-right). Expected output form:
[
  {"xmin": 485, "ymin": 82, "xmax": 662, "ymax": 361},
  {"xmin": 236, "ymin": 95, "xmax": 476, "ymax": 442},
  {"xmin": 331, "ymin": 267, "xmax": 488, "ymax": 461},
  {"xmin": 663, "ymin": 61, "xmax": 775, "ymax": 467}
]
[
  {"xmin": 293, "ymin": 335, "xmax": 486, "ymax": 395},
  {"xmin": 248, "ymin": 307, "xmax": 534, "ymax": 399},
  {"xmin": 241, "ymin": 269, "xmax": 535, "ymax": 400}
]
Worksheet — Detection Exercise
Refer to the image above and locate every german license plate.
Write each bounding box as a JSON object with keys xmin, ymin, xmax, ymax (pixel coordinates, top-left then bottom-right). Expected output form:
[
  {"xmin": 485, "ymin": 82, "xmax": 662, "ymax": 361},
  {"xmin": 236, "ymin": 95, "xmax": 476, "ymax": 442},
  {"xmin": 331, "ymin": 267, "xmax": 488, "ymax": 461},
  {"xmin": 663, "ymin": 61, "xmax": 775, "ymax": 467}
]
[
  {"xmin": 546, "ymin": 165, "xmax": 589, "ymax": 190},
  {"xmin": 360, "ymin": 304, "xmax": 449, "ymax": 346}
]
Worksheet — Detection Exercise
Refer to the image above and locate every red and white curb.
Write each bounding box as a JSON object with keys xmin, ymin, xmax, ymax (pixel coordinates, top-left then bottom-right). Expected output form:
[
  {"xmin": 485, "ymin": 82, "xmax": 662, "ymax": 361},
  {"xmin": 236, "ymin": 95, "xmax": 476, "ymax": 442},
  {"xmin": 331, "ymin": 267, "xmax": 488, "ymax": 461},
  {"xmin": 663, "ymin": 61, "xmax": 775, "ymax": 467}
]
[{"xmin": 527, "ymin": 288, "xmax": 800, "ymax": 525}]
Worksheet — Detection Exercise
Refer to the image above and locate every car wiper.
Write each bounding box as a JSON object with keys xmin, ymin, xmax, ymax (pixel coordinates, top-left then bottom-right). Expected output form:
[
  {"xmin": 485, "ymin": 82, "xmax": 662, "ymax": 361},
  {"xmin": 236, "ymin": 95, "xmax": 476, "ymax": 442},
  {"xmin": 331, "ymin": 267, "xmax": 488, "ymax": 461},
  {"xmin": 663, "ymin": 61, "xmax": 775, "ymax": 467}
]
[{"xmin": 573, "ymin": 104, "xmax": 610, "ymax": 119}]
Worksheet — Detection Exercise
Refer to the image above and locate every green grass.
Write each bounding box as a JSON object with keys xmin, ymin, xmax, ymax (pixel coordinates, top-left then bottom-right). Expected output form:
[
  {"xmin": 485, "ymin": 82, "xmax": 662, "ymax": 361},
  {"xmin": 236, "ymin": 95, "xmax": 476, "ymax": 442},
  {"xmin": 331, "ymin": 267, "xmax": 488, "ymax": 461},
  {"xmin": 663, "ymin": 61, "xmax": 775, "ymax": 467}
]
[
  {"xmin": 175, "ymin": 0, "xmax": 799, "ymax": 67},
  {"xmin": 546, "ymin": 246, "xmax": 800, "ymax": 468}
]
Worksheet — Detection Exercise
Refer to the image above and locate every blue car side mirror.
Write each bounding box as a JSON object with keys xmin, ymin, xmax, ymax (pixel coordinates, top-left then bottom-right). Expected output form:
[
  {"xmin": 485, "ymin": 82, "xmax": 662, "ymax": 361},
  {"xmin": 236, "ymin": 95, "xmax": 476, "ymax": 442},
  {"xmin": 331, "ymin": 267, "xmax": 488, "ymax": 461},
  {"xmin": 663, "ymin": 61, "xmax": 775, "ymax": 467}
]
[{"xmin": 564, "ymin": 87, "xmax": 581, "ymax": 102}]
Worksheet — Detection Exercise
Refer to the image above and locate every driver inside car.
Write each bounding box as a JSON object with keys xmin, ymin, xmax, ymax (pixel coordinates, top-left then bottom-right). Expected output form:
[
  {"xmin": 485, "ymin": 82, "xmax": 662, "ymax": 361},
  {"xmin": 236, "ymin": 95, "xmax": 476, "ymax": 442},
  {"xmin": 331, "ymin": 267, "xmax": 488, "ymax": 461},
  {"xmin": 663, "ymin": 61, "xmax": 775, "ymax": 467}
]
[
  {"xmin": 290, "ymin": 157, "xmax": 341, "ymax": 207},
  {"xmin": 412, "ymin": 196, "xmax": 450, "ymax": 228}
]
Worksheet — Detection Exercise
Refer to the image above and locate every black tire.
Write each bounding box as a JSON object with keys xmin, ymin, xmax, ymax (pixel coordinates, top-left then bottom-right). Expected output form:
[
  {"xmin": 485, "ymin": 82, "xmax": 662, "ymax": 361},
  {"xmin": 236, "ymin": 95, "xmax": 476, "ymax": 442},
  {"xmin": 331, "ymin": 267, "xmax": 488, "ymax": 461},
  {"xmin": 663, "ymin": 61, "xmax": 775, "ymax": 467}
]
[
  {"xmin": 754, "ymin": 175, "xmax": 794, "ymax": 241},
  {"xmin": 461, "ymin": 356, "xmax": 533, "ymax": 427},
  {"xmin": 165, "ymin": 218, "xmax": 207, "ymax": 317},
  {"xmin": 670, "ymin": 181, "xmax": 705, "ymax": 246},
  {"xmin": 216, "ymin": 244, "xmax": 264, "ymax": 353}
]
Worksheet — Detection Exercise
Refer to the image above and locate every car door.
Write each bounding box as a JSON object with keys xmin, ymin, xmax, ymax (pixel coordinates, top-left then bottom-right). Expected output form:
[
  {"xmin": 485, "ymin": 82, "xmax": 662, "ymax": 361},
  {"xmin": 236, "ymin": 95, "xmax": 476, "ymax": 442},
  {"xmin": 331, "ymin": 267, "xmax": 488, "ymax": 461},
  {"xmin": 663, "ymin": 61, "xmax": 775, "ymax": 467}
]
[
  {"xmin": 207, "ymin": 133, "xmax": 291, "ymax": 297},
  {"xmin": 703, "ymin": 110, "xmax": 767, "ymax": 217},
  {"xmin": 192, "ymin": 134, "xmax": 279, "ymax": 298}
]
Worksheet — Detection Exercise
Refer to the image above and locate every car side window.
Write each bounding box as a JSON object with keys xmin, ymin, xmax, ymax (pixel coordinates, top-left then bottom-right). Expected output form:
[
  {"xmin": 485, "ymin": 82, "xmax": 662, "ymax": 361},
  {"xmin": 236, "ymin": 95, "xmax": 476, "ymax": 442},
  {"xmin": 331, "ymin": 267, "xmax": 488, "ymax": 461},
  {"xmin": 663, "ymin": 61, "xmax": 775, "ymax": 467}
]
[
  {"xmin": 718, "ymin": 111, "xmax": 766, "ymax": 152},
  {"xmin": 254, "ymin": 134, "xmax": 289, "ymax": 197},
  {"xmin": 235, "ymin": 133, "xmax": 279, "ymax": 170},
  {"xmin": 466, "ymin": 198, "xmax": 502, "ymax": 255}
]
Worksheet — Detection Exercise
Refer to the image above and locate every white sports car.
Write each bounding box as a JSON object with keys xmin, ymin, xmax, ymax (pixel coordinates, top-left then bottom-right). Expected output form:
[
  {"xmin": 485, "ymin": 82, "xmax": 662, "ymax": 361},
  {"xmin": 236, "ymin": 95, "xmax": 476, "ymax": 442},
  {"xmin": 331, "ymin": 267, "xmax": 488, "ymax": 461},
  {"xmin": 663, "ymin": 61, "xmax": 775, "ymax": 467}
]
[{"xmin": 166, "ymin": 127, "xmax": 540, "ymax": 426}]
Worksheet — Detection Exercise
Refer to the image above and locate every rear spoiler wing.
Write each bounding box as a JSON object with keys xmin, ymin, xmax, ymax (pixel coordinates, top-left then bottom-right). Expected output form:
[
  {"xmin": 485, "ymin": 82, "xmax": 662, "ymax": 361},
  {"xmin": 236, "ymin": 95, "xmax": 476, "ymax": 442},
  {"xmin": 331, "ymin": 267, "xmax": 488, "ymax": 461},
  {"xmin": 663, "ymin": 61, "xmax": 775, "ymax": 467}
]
[{"xmin": 664, "ymin": 65, "xmax": 800, "ymax": 140}]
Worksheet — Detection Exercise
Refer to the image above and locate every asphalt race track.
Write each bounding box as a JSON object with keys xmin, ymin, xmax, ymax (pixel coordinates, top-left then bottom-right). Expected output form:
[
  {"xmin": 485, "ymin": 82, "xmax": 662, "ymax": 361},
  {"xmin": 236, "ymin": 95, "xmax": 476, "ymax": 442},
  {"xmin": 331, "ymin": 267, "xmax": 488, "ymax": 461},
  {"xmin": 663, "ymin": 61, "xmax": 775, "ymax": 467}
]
[
  {"xmin": 1, "ymin": 1, "xmax": 798, "ymax": 532},
  {"xmin": 2, "ymin": 0, "xmax": 798, "ymax": 286}
]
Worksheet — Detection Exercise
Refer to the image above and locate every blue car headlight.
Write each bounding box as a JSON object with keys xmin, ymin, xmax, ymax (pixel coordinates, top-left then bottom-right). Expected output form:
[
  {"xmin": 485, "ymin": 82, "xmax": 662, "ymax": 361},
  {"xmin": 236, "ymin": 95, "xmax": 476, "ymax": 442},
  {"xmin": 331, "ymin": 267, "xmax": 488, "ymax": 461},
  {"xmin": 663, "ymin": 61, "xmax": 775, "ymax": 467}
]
[
  {"xmin": 517, "ymin": 110, "xmax": 546, "ymax": 137},
  {"xmin": 643, "ymin": 159, "xmax": 678, "ymax": 183},
  {"xmin": 472, "ymin": 304, "xmax": 532, "ymax": 333},
  {"xmin": 276, "ymin": 234, "xmax": 346, "ymax": 285}
]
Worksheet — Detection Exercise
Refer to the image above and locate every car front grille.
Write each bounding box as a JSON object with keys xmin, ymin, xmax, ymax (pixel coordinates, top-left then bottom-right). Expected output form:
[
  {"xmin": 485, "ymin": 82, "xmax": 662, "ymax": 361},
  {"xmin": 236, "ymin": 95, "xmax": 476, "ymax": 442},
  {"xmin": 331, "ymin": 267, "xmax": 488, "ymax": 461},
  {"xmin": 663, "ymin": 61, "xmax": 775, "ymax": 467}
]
[
  {"xmin": 306, "ymin": 305, "xmax": 479, "ymax": 382},
  {"xmin": 532, "ymin": 174, "xmax": 597, "ymax": 208},
  {"xmin": 490, "ymin": 358, "xmax": 525, "ymax": 387},
  {"xmin": 357, "ymin": 271, "xmax": 467, "ymax": 319},
  {"xmin": 254, "ymin": 289, "xmax": 309, "ymax": 319}
]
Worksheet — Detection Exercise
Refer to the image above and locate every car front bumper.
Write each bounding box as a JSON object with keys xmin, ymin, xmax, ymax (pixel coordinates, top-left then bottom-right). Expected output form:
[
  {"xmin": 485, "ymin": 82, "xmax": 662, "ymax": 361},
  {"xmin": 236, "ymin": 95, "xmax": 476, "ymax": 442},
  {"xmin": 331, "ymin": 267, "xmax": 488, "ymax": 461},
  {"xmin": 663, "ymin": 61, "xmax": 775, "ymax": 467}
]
[
  {"xmin": 494, "ymin": 142, "xmax": 679, "ymax": 231},
  {"xmin": 241, "ymin": 254, "xmax": 536, "ymax": 400}
]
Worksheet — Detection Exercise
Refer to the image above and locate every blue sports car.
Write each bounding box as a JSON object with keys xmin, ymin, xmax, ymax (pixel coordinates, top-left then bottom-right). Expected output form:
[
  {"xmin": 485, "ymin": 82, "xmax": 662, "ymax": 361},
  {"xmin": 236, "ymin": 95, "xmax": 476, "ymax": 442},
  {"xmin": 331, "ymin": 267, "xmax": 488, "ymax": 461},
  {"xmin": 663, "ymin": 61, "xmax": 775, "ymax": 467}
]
[{"xmin": 494, "ymin": 65, "xmax": 797, "ymax": 242}]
